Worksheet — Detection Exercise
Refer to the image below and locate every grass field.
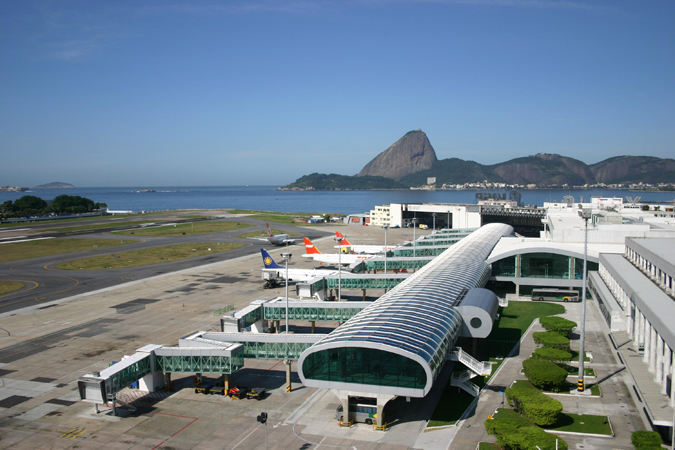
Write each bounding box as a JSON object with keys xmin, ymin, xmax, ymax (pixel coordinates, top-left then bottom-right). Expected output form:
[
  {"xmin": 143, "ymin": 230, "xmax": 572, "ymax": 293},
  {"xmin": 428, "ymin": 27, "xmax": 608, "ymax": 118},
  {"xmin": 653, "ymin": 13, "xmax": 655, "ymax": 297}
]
[
  {"xmin": 54, "ymin": 242, "xmax": 245, "ymax": 270},
  {"xmin": 427, "ymin": 301, "xmax": 566, "ymax": 427},
  {"xmin": 228, "ymin": 209, "xmax": 339, "ymax": 226},
  {"xmin": 237, "ymin": 228, "xmax": 297, "ymax": 239},
  {"xmin": 544, "ymin": 413, "xmax": 612, "ymax": 435},
  {"xmin": 113, "ymin": 221, "xmax": 252, "ymax": 237},
  {"xmin": 0, "ymin": 282, "xmax": 26, "ymax": 295},
  {"xmin": 0, "ymin": 239, "xmax": 134, "ymax": 263},
  {"xmin": 47, "ymin": 220, "xmax": 160, "ymax": 233}
]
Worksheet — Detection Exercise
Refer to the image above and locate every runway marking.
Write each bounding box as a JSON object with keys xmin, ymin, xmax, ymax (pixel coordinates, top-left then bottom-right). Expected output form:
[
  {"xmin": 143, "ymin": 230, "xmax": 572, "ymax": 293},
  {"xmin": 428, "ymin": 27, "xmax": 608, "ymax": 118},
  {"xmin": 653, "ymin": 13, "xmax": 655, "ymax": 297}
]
[
  {"xmin": 0, "ymin": 229, "xmax": 31, "ymax": 233},
  {"xmin": 0, "ymin": 279, "xmax": 39, "ymax": 299},
  {"xmin": 0, "ymin": 237, "xmax": 54, "ymax": 245},
  {"xmin": 60, "ymin": 427, "xmax": 86, "ymax": 439},
  {"xmin": 0, "ymin": 235, "xmax": 27, "ymax": 240}
]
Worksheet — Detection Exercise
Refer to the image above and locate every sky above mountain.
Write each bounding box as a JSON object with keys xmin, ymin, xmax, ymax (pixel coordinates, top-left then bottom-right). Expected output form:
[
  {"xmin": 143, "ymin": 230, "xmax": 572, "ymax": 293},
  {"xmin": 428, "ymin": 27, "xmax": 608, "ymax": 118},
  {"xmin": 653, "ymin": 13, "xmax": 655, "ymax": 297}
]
[{"xmin": 1, "ymin": 0, "xmax": 673, "ymax": 187}]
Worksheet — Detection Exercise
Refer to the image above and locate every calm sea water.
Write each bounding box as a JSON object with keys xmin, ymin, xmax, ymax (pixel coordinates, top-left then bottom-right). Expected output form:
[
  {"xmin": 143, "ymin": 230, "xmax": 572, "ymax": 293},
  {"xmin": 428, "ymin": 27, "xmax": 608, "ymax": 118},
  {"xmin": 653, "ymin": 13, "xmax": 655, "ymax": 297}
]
[{"xmin": 1, "ymin": 186, "xmax": 673, "ymax": 215}]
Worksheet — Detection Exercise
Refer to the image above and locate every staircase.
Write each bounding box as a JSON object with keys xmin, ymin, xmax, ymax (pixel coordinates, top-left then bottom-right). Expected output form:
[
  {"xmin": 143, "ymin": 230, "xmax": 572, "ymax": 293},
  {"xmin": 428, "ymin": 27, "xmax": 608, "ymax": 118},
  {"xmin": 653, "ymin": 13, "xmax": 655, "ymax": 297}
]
[{"xmin": 448, "ymin": 347, "xmax": 493, "ymax": 397}]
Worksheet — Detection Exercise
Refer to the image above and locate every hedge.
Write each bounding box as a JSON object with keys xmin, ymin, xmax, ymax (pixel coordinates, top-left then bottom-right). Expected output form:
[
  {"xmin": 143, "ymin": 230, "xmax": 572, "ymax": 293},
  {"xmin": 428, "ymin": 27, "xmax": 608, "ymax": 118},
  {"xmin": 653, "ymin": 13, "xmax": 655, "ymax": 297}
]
[
  {"xmin": 533, "ymin": 331, "xmax": 571, "ymax": 352},
  {"xmin": 539, "ymin": 317, "xmax": 577, "ymax": 338},
  {"xmin": 485, "ymin": 411, "xmax": 568, "ymax": 450},
  {"xmin": 533, "ymin": 347, "xmax": 573, "ymax": 362},
  {"xmin": 523, "ymin": 358, "xmax": 568, "ymax": 391},
  {"xmin": 631, "ymin": 430, "xmax": 663, "ymax": 449},
  {"xmin": 505, "ymin": 384, "xmax": 563, "ymax": 426}
]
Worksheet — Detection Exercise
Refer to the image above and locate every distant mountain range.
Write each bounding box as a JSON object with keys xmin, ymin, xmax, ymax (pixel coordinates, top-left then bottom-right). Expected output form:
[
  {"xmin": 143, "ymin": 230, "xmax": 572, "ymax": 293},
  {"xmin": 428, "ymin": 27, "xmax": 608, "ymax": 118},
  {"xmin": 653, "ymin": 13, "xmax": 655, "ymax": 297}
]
[{"xmin": 281, "ymin": 130, "xmax": 675, "ymax": 190}]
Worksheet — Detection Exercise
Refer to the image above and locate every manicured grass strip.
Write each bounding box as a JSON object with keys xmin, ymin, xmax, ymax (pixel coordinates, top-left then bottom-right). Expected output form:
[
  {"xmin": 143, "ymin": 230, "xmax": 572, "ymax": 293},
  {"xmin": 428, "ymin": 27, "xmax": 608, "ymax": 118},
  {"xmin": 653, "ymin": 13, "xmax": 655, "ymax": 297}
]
[
  {"xmin": 228, "ymin": 209, "xmax": 336, "ymax": 226},
  {"xmin": 54, "ymin": 243, "xmax": 245, "ymax": 270},
  {"xmin": 428, "ymin": 390, "xmax": 477, "ymax": 427},
  {"xmin": 0, "ymin": 282, "xmax": 26, "ymax": 295},
  {"xmin": 566, "ymin": 367, "xmax": 595, "ymax": 376},
  {"xmin": 237, "ymin": 229, "xmax": 297, "ymax": 239},
  {"xmin": 544, "ymin": 413, "xmax": 612, "ymax": 435},
  {"xmin": 478, "ymin": 442, "xmax": 501, "ymax": 450},
  {"xmin": 0, "ymin": 239, "xmax": 134, "ymax": 262},
  {"xmin": 114, "ymin": 221, "xmax": 252, "ymax": 237},
  {"xmin": 512, "ymin": 379, "xmax": 601, "ymax": 396}
]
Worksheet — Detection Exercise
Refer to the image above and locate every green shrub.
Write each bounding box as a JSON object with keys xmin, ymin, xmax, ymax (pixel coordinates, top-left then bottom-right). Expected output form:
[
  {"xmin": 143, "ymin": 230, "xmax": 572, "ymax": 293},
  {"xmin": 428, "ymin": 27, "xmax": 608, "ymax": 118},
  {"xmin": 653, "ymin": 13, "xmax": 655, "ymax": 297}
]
[
  {"xmin": 539, "ymin": 317, "xmax": 577, "ymax": 338},
  {"xmin": 534, "ymin": 347, "xmax": 573, "ymax": 362},
  {"xmin": 513, "ymin": 426, "xmax": 568, "ymax": 450},
  {"xmin": 485, "ymin": 411, "xmax": 569, "ymax": 450},
  {"xmin": 485, "ymin": 410, "xmax": 532, "ymax": 436},
  {"xmin": 631, "ymin": 430, "xmax": 663, "ymax": 449},
  {"xmin": 533, "ymin": 331, "xmax": 571, "ymax": 351},
  {"xmin": 506, "ymin": 384, "xmax": 563, "ymax": 426},
  {"xmin": 523, "ymin": 358, "xmax": 568, "ymax": 391}
]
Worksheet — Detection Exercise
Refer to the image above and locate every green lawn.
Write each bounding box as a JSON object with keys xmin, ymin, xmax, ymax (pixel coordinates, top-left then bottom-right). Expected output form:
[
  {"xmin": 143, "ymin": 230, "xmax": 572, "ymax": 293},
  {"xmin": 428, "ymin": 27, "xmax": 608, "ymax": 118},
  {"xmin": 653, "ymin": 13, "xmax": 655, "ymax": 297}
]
[
  {"xmin": 237, "ymin": 228, "xmax": 298, "ymax": 238},
  {"xmin": 0, "ymin": 239, "xmax": 134, "ymax": 262},
  {"xmin": 566, "ymin": 366, "xmax": 595, "ymax": 376},
  {"xmin": 113, "ymin": 221, "xmax": 252, "ymax": 237},
  {"xmin": 54, "ymin": 242, "xmax": 245, "ymax": 270},
  {"xmin": 0, "ymin": 281, "xmax": 26, "ymax": 295},
  {"xmin": 478, "ymin": 443, "xmax": 501, "ymax": 450},
  {"xmin": 427, "ymin": 302, "xmax": 566, "ymax": 427},
  {"xmin": 512, "ymin": 379, "xmax": 601, "ymax": 396},
  {"xmin": 544, "ymin": 413, "xmax": 612, "ymax": 435}
]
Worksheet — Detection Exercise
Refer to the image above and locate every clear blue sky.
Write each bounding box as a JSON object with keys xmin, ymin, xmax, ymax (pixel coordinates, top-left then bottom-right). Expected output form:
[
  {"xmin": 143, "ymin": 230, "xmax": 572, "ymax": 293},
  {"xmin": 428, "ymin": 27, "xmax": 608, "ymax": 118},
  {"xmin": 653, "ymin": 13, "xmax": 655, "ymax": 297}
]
[{"xmin": 1, "ymin": 0, "xmax": 673, "ymax": 187}]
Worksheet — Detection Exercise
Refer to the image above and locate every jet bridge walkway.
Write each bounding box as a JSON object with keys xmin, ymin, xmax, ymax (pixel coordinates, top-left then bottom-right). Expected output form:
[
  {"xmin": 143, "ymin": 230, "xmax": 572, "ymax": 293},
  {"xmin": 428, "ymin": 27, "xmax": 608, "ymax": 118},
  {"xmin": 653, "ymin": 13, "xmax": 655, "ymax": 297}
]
[{"xmin": 393, "ymin": 245, "xmax": 450, "ymax": 257}]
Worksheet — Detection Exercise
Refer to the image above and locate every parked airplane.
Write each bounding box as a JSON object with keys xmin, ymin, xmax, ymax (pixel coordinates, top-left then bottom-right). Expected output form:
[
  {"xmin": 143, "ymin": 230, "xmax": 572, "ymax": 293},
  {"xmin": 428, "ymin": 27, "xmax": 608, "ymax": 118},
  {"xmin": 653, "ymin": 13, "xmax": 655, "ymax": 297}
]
[
  {"xmin": 302, "ymin": 237, "xmax": 373, "ymax": 266},
  {"xmin": 333, "ymin": 231, "xmax": 397, "ymax": 254},
  {"xmin": 250, "ymin": 223, "xmax": 296, "ymax": 245},
  {"xmin": 260, "ymin": 249, "xmax": 339, "ymax": 282}
]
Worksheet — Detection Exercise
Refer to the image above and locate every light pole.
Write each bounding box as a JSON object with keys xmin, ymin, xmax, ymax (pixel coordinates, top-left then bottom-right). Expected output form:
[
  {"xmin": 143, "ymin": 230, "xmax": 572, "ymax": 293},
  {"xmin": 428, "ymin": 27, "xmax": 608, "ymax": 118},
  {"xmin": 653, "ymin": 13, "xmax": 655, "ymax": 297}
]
[
  {"xmin": 447, "ymin": 211, "xmax": 450, "ymax": 230},
  {"xmin": 282, "ymin": 252, "xmax": 291, "ymax": 333},
  {"xmin": 577, "ymin": 208, "xmax": 591, "ymax": 392},
  {"xmin": 335, "ymin": 236, "xmax": 344, "ymax": 301},
  {"xmin": 383, "ymin": 225, "xmax": 389, "ymax": 275},
  {"xmin": 412, "ymin": 218, "xmax": 418, "ymax": 257},
  {"xmin": 433, "ymin": 213, "xmax": 436, "ymax": 246}
]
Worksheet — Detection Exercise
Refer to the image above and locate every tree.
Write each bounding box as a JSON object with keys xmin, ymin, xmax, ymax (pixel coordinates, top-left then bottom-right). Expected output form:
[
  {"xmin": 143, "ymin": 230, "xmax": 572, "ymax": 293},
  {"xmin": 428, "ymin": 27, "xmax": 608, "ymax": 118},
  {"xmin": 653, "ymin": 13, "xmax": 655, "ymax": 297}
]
[
  {"xmin": 14, "ymin": 195, "xmax": 47, "ymax": 212},
  {"xmin": 48, "ymin": 195, "xmax": 96, "ymax": 214}
]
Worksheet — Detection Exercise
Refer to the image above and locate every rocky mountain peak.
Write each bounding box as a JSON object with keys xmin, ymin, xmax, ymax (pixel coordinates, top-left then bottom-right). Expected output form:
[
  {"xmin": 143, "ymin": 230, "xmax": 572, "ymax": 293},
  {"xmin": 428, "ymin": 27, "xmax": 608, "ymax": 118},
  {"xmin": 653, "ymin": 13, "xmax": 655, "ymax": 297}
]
[{"xmin": 357, "ymin": 130, "xmax": 438, "ymax": 180}]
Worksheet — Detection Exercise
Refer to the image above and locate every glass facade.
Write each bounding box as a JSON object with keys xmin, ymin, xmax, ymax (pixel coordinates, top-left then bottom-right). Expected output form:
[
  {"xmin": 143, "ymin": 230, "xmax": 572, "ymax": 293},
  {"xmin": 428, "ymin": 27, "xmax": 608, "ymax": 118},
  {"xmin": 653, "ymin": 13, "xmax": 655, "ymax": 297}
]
[
  {"xmin": 491, "ymin": 255, "xmax": 516, "ymax": 277},
  {"xmin": 491, "ymin": 253, "xmax": 599, "ymax": 280},
  {"xmin": 302, "ymin": 347, "xmax": 427, "ymax": 389}
]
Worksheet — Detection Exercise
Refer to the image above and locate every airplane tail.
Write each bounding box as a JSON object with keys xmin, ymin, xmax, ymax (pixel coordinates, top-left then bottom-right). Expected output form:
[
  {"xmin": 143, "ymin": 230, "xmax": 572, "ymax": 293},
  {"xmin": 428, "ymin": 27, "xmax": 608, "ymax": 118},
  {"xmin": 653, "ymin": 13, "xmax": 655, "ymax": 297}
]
[
  {"xmin": 303, "ymin": 237, "xmax": 322, "ymax": 254},
  {"xmin": 266, "ymin": 223, "xmax": 273, "ymax": 237},
  {"xmin": 261, "ymin": 249, "xmax": 283, "ymax": 269},
  {"xmin": 335, "ymin": 231, "xmax": 352, "ymax": 246}
]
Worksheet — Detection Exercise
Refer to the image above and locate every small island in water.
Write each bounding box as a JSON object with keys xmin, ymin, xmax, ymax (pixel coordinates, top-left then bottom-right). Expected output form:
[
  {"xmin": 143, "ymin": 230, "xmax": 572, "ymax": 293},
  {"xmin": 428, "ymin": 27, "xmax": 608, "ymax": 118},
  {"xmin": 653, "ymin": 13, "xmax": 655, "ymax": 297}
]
[{"xmin": 33, "ymin": 182, "xmax": 75, "ymax": 189}]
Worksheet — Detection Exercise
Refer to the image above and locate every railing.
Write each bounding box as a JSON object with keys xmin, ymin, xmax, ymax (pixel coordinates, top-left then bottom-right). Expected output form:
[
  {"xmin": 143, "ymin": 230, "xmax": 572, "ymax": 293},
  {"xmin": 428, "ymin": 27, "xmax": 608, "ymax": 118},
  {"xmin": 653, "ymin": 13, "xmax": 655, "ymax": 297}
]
[
  {"xmin": 213, "ymin": 304, "xmax": 235, "ymax": 315},
  {"xmin": 373, "ymin": 422, "xmax": 388, "ymax": 431}
]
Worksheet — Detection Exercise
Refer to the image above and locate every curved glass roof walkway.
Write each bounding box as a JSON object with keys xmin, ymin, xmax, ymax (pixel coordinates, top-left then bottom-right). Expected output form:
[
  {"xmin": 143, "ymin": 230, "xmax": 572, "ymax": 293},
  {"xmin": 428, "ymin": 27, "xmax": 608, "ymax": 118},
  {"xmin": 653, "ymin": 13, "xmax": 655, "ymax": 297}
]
[{"xmin": 298, "ymin": 223, "xmax": 513, "ymax": 398}]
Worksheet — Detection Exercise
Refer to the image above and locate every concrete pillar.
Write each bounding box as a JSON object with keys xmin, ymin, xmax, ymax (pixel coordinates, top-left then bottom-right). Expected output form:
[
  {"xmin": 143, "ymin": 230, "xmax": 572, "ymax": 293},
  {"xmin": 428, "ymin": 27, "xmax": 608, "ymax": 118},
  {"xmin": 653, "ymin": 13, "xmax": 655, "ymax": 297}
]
[
  {"xmin": 656, "ymin": 336, "xmax": 664, "ymax": 383},
  {"xmin": 643, "ymin": 321, "xmax": 651, "ymax": 363},
  {"xmin": 376, "ymin": 403, "xmax": 385, "ymax": 427},
  {"xmin": 276, "ymin": 320, "xmax": 281, "ymax": 333},
  {"xmin": 164, "ymin": 373, "xmax": 172, "ymax": 391},
  {"xmin": 223, "ymin": 374, "xmax": 230, "ymax": 391},
  {"xmin": 670, "ymin": 358, "xmax": 675, "ymax": 407},
  {"xmin": 311, "ymin": 321, "xmax": 315, "ymax": 334},
  {"xmin": 515, "ymin": 283, "xmax": 520, "ymax": 297},
  {"xmin": 649, "ymin": 327, "xmax": 657, "ymax": 373},
  {"xmin": 341, "ymin": 396, "xmax": 351, "ymax": 423},
  {"xmin": 662, "ymin": 347, "xmax": 671, "ymax": 395},
  {"xmin": 633, "ymin": 308, "xmax": 640, "ymax": 348},
  {"xmin": 285, "ymin": 360, "xmax": 292, "ymax": 392}
]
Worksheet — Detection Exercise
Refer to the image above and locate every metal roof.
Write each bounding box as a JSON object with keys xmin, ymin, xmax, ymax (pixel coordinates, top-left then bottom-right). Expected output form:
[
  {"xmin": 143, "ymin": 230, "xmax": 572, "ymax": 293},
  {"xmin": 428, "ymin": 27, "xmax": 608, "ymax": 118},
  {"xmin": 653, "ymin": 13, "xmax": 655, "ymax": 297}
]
[{"xmin": 298, "ymin": 223, "xmax": 513, "ymax": 397}]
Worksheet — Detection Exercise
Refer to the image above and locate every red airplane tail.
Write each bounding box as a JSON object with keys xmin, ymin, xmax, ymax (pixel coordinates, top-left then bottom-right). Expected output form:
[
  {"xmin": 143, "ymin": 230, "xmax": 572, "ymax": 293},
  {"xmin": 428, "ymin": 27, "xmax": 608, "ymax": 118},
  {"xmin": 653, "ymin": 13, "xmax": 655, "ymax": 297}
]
[
  {"xmin": 335, "ymin": 231, "xmax": 352, "ymax": 246},
  {"xmin": 266, "ymin": 223, "xmax": 273, "ymax": 237},
  {"xmin": 303, "ymin": 237, "xmax": 322, "ymax": 254}
]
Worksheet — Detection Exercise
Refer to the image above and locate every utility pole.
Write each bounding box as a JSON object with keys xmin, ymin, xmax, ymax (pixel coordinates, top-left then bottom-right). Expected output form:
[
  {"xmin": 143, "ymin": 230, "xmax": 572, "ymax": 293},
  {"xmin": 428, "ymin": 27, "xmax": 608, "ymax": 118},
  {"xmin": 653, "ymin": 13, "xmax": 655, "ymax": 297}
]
[{"xmin": 577, "ymin": 208, "xmax": 591, "ymax": 392}]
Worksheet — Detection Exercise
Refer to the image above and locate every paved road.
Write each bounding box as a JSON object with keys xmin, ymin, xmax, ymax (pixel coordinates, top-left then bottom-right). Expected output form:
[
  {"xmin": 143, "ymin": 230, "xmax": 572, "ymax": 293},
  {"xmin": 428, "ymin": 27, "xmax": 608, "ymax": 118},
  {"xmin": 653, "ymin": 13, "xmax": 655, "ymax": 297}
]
[{"xmin": 0, "ymin": 216, "xmax": 330, "ymax": 315}]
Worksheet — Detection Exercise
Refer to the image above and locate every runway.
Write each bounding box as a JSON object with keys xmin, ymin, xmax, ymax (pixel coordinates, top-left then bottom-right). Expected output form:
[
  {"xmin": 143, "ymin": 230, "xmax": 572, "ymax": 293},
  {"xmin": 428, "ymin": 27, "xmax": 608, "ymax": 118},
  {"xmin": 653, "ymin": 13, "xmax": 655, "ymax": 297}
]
[{"xmin": 0, "ymin": 215, "xmax": 330, "ymax": 315}]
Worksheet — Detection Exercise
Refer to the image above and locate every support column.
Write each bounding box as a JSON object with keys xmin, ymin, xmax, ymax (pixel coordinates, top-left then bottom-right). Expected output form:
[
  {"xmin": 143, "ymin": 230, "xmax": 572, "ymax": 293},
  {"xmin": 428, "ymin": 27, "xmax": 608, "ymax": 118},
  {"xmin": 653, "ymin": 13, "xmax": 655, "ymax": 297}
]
[
  {"xmin": 375, "ymin": 393, "xmax": 396, "ymax": 428},
  {"xmin": 515, "ymin": 283, "xmax": 520, "ymax": 297},
  {"xmin": 656, "ymin": 336, "xmax": 664, "ymax": 383},
  {"xmin": 670, "ymin": 358, "xmax": 675, "ymax": 407},
  {"xmin": 285, "ymin": 360, "xmax": 292, "ymax": 392},
  {"xmin": 633, "ymin": 308, "xmax": 641, "ymax": 348},
  {"xmin": 643, "ymin": 322, "xmax": 651, "ymax": 363},
  {"xmin": 311, "ymin": 321, "xmax": 315, "ymax": 334},
  {"xmin": 362, "ymin": 289, "xmax": 367, "ymax": 301},
  {"xmin": 649, "ymin": 326, "xmax": 657, "ymax": 373},
  {"xmin": 223, "ymin": 374, "xmax": 230, "ymax": 390},
  {"xmin": 661, "ymin": 347, "xmax": 671, "ymax": 395}
]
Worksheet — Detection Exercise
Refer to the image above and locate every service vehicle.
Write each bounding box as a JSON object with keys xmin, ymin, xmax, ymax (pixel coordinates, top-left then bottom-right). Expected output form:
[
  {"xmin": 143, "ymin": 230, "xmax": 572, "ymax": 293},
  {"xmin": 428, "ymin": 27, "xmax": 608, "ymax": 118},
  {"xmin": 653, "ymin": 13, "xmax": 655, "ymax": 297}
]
[{"xmin": 531, "ymin": 288, "xmax": 580, "ymax": 302}]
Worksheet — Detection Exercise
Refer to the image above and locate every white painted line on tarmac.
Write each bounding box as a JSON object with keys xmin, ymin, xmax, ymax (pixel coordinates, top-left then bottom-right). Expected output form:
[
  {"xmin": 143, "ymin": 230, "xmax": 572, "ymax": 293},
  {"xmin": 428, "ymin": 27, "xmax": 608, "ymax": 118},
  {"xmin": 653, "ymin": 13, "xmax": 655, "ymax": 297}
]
[
  {"xmin": 0, "ymin": 235, "xmax": 27, "ymax": 240},
  {"xmin": 0, "ymin": 228, "xmax": 31, "ymax": 233},
  {"xmin": 0, "ymin": 237, "xmax": 54, "ymax": 245}
]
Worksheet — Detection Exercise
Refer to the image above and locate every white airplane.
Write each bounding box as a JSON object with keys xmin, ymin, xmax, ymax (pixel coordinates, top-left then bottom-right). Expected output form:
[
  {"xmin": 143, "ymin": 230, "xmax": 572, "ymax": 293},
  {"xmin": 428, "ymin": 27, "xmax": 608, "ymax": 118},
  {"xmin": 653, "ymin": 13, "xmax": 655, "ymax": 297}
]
[
  {"xmin": 250, "ymin": 223, "xmax": 296, "ymax": 245},
  {"xmin": 302, "ymin": 237, "xmax": 373, "ymax": 266},
  {"xmin": 333, "ymin": 231, "xmax": 397, "ymax": 255},
  {"xmin": 260, "ymin": 249, "xmax": 339, "ymax": 282}
]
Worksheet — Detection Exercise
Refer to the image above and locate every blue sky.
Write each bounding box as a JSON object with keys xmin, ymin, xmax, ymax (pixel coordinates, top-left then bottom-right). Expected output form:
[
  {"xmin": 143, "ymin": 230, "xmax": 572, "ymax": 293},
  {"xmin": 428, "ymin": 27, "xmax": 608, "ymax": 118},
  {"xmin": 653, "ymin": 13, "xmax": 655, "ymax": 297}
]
[{"xmin": 1, "ymin": 0, "xmax": 673, "ymax": 187}]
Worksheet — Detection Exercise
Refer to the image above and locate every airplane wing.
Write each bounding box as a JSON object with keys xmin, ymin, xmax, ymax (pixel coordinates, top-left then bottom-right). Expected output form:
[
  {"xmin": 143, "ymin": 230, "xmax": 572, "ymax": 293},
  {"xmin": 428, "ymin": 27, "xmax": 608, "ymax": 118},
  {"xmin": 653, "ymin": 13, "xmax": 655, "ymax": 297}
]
[{"xmin": 248, "ymin": 237, "xmax": 270, "ymax": 241}]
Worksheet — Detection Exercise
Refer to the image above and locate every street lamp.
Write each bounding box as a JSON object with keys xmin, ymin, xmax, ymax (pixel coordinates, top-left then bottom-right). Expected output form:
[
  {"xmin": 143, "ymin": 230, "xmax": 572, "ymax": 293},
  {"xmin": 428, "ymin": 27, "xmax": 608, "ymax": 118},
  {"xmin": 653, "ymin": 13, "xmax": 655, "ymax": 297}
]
[
  {"xmin": 433, "ymin": 213, "xmax": 436, "ymax": 246},
  {"xmin": 411, "ymin": 218, "xmax": 418, "ymax": 257},
  {"xmin": 577, "ymin": 208, "xmax": 591, "ymax": 392},
  {"xmin": 282, "ymin": 252, "xmax": 292, "ymax": 333},
  {"xmin": 335, "ymin": 236, "xmax": 344, "ymax": 301},
  {"xmin": 383, "ymin": 225, "xmax": 389, "ymax": 275}
]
